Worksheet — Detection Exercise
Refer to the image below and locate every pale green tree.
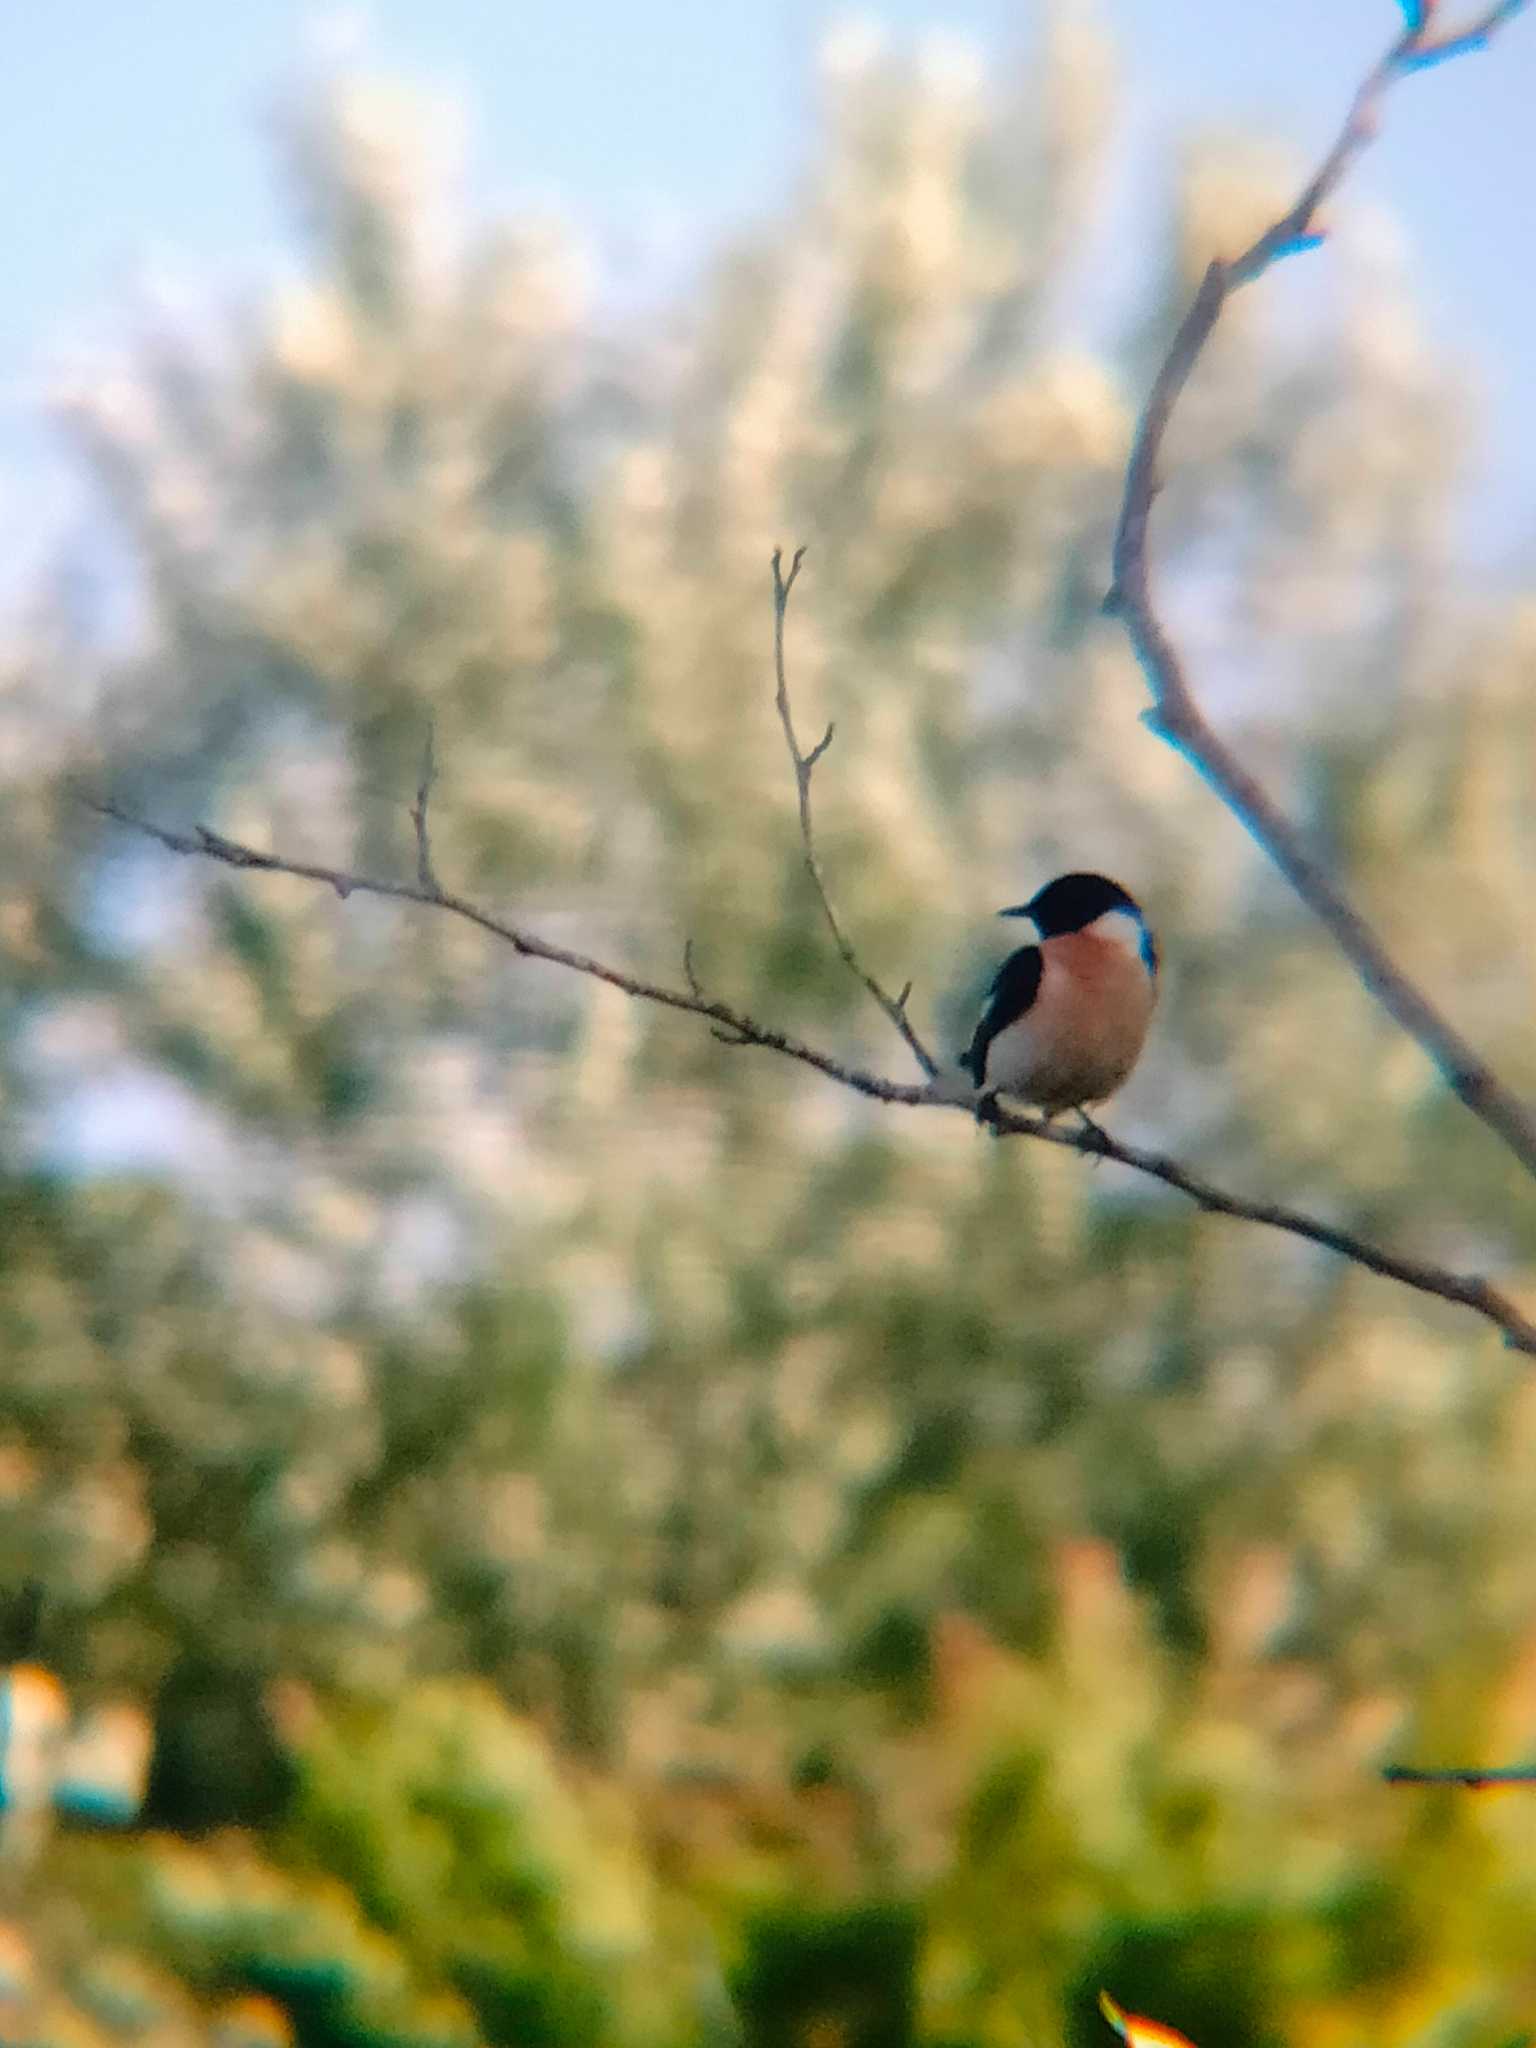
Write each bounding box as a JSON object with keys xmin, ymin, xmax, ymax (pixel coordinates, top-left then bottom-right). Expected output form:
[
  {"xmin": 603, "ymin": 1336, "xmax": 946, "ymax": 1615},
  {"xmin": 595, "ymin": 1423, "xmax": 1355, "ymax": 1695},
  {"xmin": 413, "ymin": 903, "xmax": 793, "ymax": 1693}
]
[{"xmin": 3, "ymin": 10, "xmax": 1535, "ymax": 2044}]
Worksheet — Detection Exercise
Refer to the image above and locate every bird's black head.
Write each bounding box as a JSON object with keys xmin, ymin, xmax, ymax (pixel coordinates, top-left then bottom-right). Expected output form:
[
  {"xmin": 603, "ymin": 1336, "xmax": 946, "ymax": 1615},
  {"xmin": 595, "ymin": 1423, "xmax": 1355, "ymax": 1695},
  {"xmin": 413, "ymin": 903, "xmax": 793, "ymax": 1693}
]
[{"xmin": 1000, "ymin": 871, "xmax": 1145, "ymax": 940}]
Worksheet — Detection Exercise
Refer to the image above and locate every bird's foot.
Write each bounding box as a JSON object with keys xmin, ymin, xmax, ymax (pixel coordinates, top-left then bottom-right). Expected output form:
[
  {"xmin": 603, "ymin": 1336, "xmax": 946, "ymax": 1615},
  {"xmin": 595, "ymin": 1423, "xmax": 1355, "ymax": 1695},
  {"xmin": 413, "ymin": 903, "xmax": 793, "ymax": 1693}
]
[
  {"xmin": 1075, "ymin": 1108, "xmax": 1111, "ymax": 1158},
  {"xmin": 974, "ymin": 1090, "xmax": 1006, "ymax": 1137}
]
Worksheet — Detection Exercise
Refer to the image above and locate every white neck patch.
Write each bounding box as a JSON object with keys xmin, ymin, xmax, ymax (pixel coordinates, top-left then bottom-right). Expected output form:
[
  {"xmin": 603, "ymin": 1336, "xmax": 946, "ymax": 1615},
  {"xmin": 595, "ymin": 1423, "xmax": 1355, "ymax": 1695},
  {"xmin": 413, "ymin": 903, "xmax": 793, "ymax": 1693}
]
[{"xmin": 1087, "ymin": 907, "xmax": 1149, "ymax": 961}]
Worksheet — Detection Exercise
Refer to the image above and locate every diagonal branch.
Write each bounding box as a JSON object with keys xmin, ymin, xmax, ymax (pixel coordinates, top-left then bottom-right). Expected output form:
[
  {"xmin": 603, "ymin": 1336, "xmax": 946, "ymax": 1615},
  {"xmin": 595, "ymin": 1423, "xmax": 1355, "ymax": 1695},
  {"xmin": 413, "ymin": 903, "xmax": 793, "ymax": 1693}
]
[
  {"xmin": 1106, "ymin": 0, "xmax": 1536, "ymax": 1181},
  {"xmin": 85, "ymin": 795, "xmax": 925, "ymax": 1109},
  {"xmin": 771, "ymin": 547, "xmax": 937, "ymax": 1079},
  {"xmin": 83, "ymin": 791, "xmax": 1536, "ymax": 1355}
]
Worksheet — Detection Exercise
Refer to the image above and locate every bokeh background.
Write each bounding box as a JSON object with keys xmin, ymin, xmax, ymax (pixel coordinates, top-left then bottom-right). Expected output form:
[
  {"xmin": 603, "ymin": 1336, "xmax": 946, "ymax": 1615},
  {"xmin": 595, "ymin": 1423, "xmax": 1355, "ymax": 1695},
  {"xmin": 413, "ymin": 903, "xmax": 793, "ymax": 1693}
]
[{"xmin": 3, "ymin": 4, "xmax": 1536, "ymax": 2044}]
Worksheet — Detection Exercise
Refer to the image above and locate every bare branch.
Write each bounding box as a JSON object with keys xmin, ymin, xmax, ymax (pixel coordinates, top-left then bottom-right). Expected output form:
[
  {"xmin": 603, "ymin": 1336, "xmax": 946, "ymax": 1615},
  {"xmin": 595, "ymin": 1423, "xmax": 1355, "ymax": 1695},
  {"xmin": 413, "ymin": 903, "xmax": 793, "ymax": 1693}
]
[
  {"xmin": 82, "ymin": 791, "xmax": 1536, "ymax": 1355},
  {"xmin": 85, "ymin": 793, "xmax": 928, "ymax": 1107},
  {"xmin": 1384, "ymin": 1763, "xmax": 1536, "ymax": 1788},
  {"xmin": 770, "ymin": 547, "xmax": 938, "ymax": 1080},
  {"xmin": 993, "ymin": 1102, "xmax": 1536, "ymax": 1352},
  {"xmin": 1107, "ymin": 1, "xmax": 1536, "ymax": 1181}
]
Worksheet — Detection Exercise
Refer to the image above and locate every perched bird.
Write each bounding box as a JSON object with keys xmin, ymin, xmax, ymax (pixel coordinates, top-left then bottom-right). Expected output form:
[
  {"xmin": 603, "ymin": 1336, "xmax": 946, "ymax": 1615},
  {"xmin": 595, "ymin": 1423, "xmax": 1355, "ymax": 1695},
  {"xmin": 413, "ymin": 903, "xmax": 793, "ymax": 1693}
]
[{"xmin": 960, "ymin": 872, "xmax": 1157, "ymax": 1129}]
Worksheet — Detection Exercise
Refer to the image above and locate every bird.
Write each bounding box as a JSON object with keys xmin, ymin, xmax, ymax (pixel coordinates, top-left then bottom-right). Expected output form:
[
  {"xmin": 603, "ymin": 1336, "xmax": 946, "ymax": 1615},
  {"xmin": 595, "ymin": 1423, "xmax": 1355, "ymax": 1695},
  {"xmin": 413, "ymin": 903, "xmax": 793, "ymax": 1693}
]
[{"xmin": 960, "ymin": 871, "xmax": 1157, "ymax": 1135}]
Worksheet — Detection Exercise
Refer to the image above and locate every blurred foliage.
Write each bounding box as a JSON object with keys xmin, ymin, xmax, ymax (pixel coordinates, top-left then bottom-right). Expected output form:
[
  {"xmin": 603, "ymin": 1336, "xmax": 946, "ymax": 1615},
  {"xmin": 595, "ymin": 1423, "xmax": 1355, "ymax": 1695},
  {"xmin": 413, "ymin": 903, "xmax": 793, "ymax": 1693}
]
[{"xmin": 3, "ymin": 9, "xmax": 1536, "ymax": 2044}]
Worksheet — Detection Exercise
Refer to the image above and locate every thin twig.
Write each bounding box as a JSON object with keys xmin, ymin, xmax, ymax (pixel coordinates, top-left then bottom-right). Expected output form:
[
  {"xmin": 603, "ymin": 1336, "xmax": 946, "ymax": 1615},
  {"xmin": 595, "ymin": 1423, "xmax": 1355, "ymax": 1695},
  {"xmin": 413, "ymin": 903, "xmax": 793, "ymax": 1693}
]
[
  {"xmin": 83, "ymin": 792, "xmax": 1536, "ymax": 1356},
  {"xmin": 684, "ymin": 933, "xmax": 748, "ymax": 1045},
  {"xmin": 1384, "ymin": 1763, "xmax": 1536, "ymax": 1787},
  {"xmin": 1106, "ymin": 0, "xmax": 1536, "ymax": 1181},
  {"xmin": 411, "ymin": 719, "xmax": 439, "ymax": 893},
  {"xmin": 771, "ymin": 547, "xmax": 937, "ymax": 1079},
  {"xmin": 1400, "ymin": 0, "xmax": 1529, "ymax": 66}
]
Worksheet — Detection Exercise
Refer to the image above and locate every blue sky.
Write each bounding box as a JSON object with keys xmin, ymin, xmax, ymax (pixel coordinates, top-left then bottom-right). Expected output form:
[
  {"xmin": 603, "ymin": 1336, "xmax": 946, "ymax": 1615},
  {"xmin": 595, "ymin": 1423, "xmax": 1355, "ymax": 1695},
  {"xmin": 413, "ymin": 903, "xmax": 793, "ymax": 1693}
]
[{"xmin": 4, "ymin": 1, "xmax": 1533, "ymax": 595}]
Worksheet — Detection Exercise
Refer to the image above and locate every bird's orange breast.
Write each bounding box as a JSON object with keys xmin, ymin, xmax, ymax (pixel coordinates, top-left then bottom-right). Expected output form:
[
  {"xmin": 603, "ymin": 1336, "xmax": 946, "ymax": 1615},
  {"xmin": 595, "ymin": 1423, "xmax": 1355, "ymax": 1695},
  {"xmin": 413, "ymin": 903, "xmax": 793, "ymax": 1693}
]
[{"xmin": 1023, "ymin": 930, "xmax": 1156, "ymax": 1111}]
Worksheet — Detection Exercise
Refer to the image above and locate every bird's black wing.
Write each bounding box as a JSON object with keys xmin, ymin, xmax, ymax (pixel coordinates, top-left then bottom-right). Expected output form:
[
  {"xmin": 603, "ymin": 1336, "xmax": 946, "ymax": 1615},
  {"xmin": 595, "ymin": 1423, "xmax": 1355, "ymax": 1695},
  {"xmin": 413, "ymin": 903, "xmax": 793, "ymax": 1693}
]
[{"xmin": 961, "ymin": 944, "xmax": 1042, "ymax": 1086}]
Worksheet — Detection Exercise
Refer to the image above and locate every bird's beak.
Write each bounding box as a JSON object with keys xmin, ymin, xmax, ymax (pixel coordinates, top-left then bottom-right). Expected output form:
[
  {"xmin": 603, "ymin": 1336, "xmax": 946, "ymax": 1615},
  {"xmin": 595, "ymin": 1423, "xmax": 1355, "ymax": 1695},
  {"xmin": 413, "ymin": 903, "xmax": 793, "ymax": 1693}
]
[{"xmin": 997, "ymin": 904, "xmax": 1036, "ymax": 920}]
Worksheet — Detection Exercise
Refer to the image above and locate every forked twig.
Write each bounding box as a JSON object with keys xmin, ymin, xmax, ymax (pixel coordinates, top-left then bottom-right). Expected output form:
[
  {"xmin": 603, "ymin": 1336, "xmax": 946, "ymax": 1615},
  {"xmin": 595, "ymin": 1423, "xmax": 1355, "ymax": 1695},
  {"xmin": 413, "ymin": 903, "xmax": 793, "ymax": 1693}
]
[{"xmin": 771, "ymin": 548, "xmax": 936, "ymax": 1079}]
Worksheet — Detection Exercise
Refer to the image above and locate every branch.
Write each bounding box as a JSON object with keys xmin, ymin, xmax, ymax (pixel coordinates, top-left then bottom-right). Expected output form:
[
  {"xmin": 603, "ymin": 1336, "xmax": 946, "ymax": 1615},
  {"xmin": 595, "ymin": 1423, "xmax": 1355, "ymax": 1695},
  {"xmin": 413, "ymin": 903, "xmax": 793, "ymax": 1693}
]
[
  {"xmin": 1106, "ymin": 0, "xmax": 1536, "ymax": 1181},
  {"xmin": 1001, "ymin": 1103, "xmax": 1536, "ymax": 1351},
  {"xmin": 83, "ymin": 795, "xmax": 925, "ymax": 1110},
  {"xmin": 1383, "ymin": 1762, "xmax": 1536, "ymax": 1787},
  {"xmin": 771, "ymin": 548, "xmax": 937, "ymax": 1079},
  {"xmin": 82, "ymin": 791, "xmax": 1536, "ymax": 1356}
]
